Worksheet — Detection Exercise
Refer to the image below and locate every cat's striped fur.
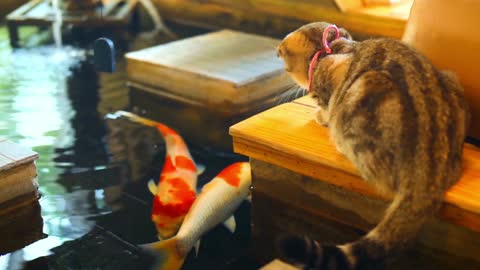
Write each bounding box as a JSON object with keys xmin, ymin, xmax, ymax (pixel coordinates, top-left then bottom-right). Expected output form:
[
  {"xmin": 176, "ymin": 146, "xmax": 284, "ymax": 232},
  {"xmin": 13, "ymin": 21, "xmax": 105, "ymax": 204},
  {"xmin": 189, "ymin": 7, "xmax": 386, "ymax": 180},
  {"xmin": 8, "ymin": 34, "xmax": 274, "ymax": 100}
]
[{"xmin": 276, "ymin": 22, "xmax": 470, "ymax": 269}]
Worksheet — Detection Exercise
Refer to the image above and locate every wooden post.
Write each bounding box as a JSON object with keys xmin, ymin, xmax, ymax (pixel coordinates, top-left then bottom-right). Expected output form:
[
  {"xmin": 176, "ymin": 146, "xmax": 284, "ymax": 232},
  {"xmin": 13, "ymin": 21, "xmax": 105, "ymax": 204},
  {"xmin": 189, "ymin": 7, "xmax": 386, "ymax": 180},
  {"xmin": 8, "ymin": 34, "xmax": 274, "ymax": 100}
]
[{"xmin": 7, "ymin": 22, "xmax": 19, "ymax": 48}]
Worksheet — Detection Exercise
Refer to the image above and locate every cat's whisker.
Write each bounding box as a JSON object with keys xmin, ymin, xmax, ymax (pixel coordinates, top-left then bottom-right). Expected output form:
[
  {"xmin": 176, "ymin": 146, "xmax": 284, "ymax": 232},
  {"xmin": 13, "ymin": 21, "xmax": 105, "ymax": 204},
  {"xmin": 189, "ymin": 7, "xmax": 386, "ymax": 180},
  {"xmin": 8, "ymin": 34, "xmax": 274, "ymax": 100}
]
[{"xmin": 275, "ymin": 83, "xmax": 299, "ymax": 105}]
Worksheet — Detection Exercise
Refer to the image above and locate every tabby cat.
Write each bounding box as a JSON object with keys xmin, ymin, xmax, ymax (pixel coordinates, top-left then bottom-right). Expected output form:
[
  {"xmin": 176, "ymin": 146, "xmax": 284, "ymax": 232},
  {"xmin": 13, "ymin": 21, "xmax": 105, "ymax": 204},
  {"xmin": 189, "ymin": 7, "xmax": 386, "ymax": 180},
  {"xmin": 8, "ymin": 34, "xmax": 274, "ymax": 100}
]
[{"xmin": 276, "ymin": 22, "xmax": 470, "ymax": 269}]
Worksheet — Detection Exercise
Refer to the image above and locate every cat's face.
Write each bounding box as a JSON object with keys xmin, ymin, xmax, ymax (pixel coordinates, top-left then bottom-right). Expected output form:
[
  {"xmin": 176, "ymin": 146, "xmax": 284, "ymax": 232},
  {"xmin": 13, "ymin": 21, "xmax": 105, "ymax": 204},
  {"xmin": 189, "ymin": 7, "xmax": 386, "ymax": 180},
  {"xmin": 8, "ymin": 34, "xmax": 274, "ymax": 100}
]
[{"xmin": 277, "ymin": 22, "xmax": 352, "ymax": 88}]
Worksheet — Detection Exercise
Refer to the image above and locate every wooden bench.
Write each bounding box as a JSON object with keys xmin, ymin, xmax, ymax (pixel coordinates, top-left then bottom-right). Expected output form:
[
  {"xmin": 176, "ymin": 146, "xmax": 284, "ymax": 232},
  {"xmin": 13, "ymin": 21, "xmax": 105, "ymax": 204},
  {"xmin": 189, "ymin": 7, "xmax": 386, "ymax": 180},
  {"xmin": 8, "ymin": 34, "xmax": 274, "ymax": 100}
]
[
  {"xmin": 154, "ymin": 0, "xmax": 410, "ymax": 39},
  {"xmin": 6, "ymin": 0, "xmax": 138, "ymax": 47},
  {"xmin": 230, "ymin": 96, "xmax": 480, "ymax": 268}
]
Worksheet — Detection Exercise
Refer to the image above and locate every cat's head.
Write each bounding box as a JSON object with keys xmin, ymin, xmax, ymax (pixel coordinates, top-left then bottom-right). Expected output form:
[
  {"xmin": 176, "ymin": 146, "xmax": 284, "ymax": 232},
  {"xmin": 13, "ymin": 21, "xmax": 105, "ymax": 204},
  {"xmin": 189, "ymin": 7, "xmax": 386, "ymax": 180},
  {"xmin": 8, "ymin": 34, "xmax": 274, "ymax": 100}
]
[{"xmin": 277, "ymin": 22, "xmax": 352, "ymax": 88}]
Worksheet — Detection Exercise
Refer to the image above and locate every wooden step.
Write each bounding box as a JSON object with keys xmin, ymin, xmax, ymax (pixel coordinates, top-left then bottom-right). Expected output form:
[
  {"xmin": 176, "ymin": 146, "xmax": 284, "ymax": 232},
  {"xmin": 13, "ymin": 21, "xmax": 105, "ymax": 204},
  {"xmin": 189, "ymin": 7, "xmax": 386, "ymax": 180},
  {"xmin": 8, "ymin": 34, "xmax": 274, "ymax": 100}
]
[
  {"xmin": 229, "ymin": 96, "xmax": 480, "ymax": 266},
  {"xmin": 125, "ymin": 30, "xmax": 294, "ymax": 150},
  {"xmin": 126, "ymin": 30, "xmax": 292, "ymax": 115},
  {"xmin": 154, "ymin": 0, "xmax": 408, "ymax": 39},
  {"xmin": 0, "ymin": 139, "xmax": 39, "ymax": 210}
]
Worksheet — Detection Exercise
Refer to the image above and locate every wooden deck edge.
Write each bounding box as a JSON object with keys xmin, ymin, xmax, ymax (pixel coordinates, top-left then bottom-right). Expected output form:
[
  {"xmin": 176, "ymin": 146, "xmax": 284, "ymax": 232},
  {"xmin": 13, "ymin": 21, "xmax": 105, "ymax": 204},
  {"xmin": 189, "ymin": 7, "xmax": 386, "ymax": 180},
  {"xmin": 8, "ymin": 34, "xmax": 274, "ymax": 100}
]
[
  {"xmin": 233, "ymin": 137, "xmax": 382, "ymax": 199},
  {"xmin": 127, "ymin": 81, "xmax": 291, "ymax": 117},
  {"xmin": 230, "ymin": 100, "xmax": 480, "ymax": 232}
]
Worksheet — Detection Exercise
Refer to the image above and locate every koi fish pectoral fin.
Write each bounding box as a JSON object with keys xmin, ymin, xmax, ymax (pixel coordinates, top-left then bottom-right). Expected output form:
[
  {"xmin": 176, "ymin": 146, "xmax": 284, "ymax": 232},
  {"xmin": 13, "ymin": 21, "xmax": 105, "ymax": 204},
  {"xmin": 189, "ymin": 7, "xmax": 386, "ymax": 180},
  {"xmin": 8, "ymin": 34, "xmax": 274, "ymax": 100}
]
[
  {"xmin": 222, "ymin": 215, "xmax": 236, "ymax": 234},
  {"xmin": 196, "ymin": 164, "xmax": 206, "ymax": 176},
  {"xmin": 148, "ymin": 180, "xmax": 158, "ymax": 195}
]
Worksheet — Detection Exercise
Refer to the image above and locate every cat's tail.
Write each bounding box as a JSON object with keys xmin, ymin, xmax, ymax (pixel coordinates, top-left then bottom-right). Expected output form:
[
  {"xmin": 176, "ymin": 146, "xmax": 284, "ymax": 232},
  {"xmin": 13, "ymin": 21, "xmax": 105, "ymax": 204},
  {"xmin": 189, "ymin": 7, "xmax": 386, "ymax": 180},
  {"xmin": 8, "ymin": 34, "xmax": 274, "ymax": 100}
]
[{"xmin": 277, "ymin": 190, "xmax": 443, "ymax": 269}]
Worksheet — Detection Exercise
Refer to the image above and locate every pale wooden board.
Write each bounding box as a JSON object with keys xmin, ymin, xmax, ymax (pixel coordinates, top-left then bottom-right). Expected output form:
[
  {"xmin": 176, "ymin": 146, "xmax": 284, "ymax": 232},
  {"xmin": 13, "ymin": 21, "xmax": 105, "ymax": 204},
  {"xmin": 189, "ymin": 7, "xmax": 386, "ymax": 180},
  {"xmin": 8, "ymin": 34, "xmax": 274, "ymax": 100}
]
[
  {"xmin": 229, "ymin": 101, "xmax": 480, "ymax": 230},
  {"xmin": 152, "ymin": 0, "xmax": 407, "ymax": 40},
  {"xmin": 0, "ymin": 140, "xmax": 38, "ymax": 172},
  {"xmin": 293, "ymin": 95, "xmax": 317, "ymax": 108},
  {"xmin": 260, "ymin": 259, "xmax": 299, "ymax": 270},
  {"xmin": 350, "ymin": 0, "xmax": 413, "ymax": 21},
  {"xmin": 0, "ymin": 155, "xmax": 12, "ymax": 170},
  {"xmin": 126, "ymin": 30, "xmax": 284, "ymax": 86},
  {"xmin": 334, "ymin": 0, "xmax": 363, "ymax": 12}
]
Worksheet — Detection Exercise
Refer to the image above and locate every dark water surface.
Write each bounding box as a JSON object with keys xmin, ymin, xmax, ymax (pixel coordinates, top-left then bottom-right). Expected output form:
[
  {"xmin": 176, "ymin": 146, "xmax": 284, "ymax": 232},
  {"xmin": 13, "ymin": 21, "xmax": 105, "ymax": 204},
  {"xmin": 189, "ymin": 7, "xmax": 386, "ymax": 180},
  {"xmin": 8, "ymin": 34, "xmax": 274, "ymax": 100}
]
[{"xmin": 0, "ymin": 26, "xmax": 257, "ymax": 269}]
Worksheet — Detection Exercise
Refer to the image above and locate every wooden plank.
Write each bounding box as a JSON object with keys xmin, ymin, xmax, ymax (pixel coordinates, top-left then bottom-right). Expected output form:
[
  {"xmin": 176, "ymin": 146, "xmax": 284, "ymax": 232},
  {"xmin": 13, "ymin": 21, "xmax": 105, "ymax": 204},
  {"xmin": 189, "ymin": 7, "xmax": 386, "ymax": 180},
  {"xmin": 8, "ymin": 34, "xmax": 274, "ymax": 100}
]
[
  {"xmin": 0, "ymin": 155, "xmax": 13, "ymax": 170},
  {"xmin": 5, "ymin": 0, "xmax": 41, "ymax": 19},
  {"xmin": 116, "ymin": 0, "xmax": 138, "ymax": 19},
  {"xmin": 153, "ymin": 0, "xmax": 406, "ymax": 39},
  {"xmin": 0, "ymin": 0, "xmax": 29, "ymax": 18},
  {"xmin": 251, "ymin": 159, "xmax": 480, "ymax": 267},
  {"xmin": 229, "ymin": 101, "xmax": 480, "ymax": 230},
  {"xmin": 126, "ymin": 30, "xmax": 293, "ymax": 109},
  {"xmin": 6, "ymin": 0, "xmax": 135, "ymax": 24},
  {"xmin": 0, "ymin": 140, "xmax": 38, "ymax": 171},
  {"xmin": 127, "ymin": 30, "xmax": 284, "ymax": 86},
  {"xmin": 252, "ymin": 0, "xmax": 406, "ymax": 37},
  {"xmin": 292, "ymin": 95, "xmax": 316, "ymax": 108},
  {"xmin": 351, "ymin": 0, "xmax": 413, "ymax": 21},
  {"xmin": 0, "ymin": 162, "xmax": 38, "ymax": 205},
  {"xmin": 333, "ymin": 0, "xmax": 363, "ymax": 12},
  {"xmin": 103, "ymin": 0, "xmax": 122, "ymax": 16}
]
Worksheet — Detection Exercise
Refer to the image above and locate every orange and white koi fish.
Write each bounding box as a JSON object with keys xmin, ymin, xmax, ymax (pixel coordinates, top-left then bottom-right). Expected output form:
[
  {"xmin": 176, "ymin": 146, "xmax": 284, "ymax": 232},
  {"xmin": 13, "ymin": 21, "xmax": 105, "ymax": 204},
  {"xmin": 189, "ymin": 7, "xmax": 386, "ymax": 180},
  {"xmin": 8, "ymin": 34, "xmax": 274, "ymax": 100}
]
[
  {"xmin": 143, "ymin": 162, "xmax": 252, "ymax": 270},
  {"xmin": 113, "ymin": 111, "xmax": 203, "ymax": 239}
]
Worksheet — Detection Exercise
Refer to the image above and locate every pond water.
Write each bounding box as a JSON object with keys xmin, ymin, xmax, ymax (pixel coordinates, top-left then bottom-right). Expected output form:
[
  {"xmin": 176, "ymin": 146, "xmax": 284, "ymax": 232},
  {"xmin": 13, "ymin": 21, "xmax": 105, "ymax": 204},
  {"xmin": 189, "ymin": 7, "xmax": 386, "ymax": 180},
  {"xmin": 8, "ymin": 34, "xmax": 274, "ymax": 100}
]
[{"xmin": 0, "ymin": 26, "xmax": 257, "ymax": 269}]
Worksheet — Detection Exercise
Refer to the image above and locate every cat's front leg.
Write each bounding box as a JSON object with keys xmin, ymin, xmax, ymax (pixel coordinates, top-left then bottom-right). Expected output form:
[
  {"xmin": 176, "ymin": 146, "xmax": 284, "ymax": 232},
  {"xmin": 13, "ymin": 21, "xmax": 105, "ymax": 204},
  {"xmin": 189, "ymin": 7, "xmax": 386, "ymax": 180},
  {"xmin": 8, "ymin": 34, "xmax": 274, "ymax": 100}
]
[{"xmin": 315, "ymin": 107, "xmax": 329, "ymax": 127}]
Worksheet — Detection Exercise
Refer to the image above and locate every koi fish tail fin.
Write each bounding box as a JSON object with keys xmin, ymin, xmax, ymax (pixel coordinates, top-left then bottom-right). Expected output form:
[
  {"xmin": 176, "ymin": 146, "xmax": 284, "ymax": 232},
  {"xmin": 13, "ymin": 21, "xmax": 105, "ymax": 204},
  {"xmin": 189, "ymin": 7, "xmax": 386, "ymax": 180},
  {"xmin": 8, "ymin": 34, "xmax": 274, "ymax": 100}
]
[{"xmin": 141, "ymin": 237, "xmax": 185, "ymax": 270}]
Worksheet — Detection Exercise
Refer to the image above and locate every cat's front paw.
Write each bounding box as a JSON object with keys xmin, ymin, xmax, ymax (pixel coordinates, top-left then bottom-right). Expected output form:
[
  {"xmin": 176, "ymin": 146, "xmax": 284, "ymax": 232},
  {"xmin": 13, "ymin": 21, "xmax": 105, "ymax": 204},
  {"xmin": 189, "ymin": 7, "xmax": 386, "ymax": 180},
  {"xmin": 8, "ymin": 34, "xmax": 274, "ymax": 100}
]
[{"xmin": 315, "ymin": 108, "xmax": 329, "ymax": 127}]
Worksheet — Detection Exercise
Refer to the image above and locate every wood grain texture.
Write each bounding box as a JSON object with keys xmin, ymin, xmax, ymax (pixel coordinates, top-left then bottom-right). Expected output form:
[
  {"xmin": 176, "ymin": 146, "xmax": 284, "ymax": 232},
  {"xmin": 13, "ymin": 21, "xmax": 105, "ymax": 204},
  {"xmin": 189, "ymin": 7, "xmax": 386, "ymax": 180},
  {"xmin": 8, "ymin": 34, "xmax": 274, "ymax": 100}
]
[
  {"xmin": 6, "ymin": 0, "xmax": 136, "ymax": 25},
  {"xmin": 127, "ymin": 30, "xmax": 284, "ymax": 86},
  {"xmin": 292, "ymin": 95, "xmax": 317, "ymax": 108},
  {"xmin": 251, "ymin": 159, "xmax": 480, "ymax": 267},
  {"xmin": 153, "ymin": 0, "xmax": 406, "ymax": 39},
  {"xmin": 0, "ymin": 140, "xmax": 38, "ymax": 172},
  {"xmin": 0, "ymin": 162, "xmax": 38, "ymax": 205},
  {"xmin": 350, "ymin": 0, "xmax": 413, "ymax": 21},
  {"xmin": 230, "ymin": 100, "xmax": 480, "ymax": 230},
  {"xmin": 126, "ymin": 30, "xmax": 293, "ymax": 110}
]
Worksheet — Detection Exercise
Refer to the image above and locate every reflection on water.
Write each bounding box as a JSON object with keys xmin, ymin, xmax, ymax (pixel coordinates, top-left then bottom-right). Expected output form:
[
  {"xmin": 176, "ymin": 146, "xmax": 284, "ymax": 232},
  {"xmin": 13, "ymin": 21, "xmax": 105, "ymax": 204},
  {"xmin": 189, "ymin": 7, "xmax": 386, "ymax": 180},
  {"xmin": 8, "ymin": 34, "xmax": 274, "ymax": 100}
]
[
  {"xmin": 0, "ymin": 25, "xmax": 256, "ymax": 269},
  {"xmin": 0, "ymin": 25, "xmax": 105, "ymax": 266}
]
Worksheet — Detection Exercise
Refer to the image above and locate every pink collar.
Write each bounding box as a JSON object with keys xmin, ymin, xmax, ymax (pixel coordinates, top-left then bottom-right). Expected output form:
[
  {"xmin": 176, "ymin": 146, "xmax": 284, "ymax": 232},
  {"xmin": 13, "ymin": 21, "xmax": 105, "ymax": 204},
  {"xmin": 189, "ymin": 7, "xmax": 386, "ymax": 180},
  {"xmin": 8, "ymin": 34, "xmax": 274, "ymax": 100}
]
[{"xmin": 307, "ymin": 25, "xmax": 340, "ymax": 92}]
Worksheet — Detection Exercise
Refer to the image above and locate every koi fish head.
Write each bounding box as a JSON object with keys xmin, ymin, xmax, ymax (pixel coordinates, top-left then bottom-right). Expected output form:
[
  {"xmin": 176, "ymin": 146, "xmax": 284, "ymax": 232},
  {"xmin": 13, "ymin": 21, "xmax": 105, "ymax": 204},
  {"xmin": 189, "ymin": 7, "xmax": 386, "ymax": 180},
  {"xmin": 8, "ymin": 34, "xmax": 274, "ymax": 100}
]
[
  {"xmin": 151, "ymin": 177, "xmax": 196, "ymax": 238},
  {"xmin": 217, "ymin": 162, "xmax": 251, "ymax": 187}
]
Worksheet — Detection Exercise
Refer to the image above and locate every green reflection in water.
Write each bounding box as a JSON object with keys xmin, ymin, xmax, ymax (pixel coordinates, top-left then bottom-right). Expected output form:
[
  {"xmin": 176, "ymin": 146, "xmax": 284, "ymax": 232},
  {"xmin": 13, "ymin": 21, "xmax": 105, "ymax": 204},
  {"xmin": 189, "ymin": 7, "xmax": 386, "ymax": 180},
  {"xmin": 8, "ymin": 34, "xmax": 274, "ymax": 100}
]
[{"xmin": 0, "ymin": 25, "xmax": 89, "ymax": 253}]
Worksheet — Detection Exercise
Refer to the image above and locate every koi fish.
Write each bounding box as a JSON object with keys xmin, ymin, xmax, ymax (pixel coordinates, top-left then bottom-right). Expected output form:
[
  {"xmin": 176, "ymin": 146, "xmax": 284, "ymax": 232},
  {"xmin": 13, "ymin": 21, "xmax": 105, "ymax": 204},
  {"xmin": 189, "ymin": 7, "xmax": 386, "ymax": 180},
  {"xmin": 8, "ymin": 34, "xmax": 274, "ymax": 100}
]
[
  {"xmin": 113, "ymin": 111, "xmax": 203, "ymax": 239},
  {"xmin": 143, "ymin": 162, "xmax": 252, "ymax": 270}
]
